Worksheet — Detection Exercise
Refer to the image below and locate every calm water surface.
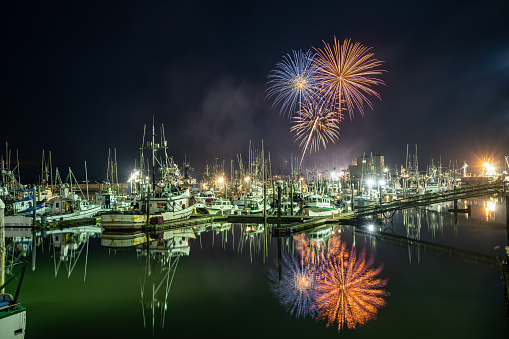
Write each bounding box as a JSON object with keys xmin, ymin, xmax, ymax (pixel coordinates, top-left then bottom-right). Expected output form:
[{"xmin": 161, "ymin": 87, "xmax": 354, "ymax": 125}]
[{"xmin": 5, "ymin": 197, "xmax": 509, "ymax": 338}]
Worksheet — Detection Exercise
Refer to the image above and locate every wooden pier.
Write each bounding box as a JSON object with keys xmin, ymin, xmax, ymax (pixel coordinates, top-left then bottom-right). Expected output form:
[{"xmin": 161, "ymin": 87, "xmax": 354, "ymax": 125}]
[
  {"xmin": 355, "ymin": 181, "xmax": 508, "ymax": 218},
  {"xmin": 35, "ymin": 216, "xmax": 99, "ymax": 230}
]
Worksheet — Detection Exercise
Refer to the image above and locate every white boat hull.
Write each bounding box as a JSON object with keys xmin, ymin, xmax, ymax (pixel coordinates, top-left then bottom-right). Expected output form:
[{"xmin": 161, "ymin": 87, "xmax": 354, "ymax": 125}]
[
  {"xmin": 101, "ymin": 205, "xmax": 194, "ymax": 230},
  {"xmin": 43, "ymin": 205, "xmax": 101, "ymax": 222},
  {"xmin": 305, "ymin": 207, "xmax": 337, "ymax": 217},
  {"xmin": 0, "ymin": 305, "xmax": 26, "ymax": 338}
]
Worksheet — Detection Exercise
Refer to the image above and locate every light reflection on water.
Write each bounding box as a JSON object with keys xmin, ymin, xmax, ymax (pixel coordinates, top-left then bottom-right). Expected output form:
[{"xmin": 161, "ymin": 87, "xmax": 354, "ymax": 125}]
[
  {"xmin": 268, "ymin": 232, "xmax": 389, "ymax": 331},
  {"xmin": 2, "ymin": 197, "xmax": 508, "ymax": 338}
]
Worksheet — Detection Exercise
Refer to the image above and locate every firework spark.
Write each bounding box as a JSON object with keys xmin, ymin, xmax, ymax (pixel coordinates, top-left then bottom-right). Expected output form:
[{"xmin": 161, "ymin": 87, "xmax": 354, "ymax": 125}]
[
  {"xmin": 313, "ymin": 37, "xmax": 385, "ymax": 121},
  {"xmin": 268, "ymin": 252, "xmax": 317, "ymax": 319},
  {"xmin": 266, "ymin": 49, "xmax": 318, "ymax": 118},
  {"xmin": 314, "ymin": 242, "xmax": 389, "ymax": 331},
  {"xmin": 290, "ymin": 100, "xmax": 341, "ymax": 166}
]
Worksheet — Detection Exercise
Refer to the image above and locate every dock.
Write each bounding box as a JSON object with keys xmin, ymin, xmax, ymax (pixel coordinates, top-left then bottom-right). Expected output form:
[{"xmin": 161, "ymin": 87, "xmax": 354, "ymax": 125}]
[{"xmin": 355, "ymin": 181, "xmax": 507, "ymax": 218}]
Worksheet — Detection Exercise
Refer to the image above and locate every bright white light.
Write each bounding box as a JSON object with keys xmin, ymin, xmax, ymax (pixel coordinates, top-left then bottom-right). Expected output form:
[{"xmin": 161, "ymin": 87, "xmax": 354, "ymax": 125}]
[
  {"xmin": 483, "ymin": 162, "xmax": 496, "ymax": 175},
  {"xmin": 368, "ymin": 224, "xmax": 374, "ymax": 232},
  {"xmin": 379, "ymin": 180, "xmax": 386, "ymax": 186},
  {"xmin": 330, "ymin": 171, "xmax": 337, "ymax": 179},
  {"xmin": 366, "ymin": 179, "xmax": 374, "ymax": 187},
  {"xmin": 218, "ymin": 177, "xmax": 224, "ymax": 184},
  {"xmin": 487, "ymin": 201, "xmax": 496, "ymax": 211}
]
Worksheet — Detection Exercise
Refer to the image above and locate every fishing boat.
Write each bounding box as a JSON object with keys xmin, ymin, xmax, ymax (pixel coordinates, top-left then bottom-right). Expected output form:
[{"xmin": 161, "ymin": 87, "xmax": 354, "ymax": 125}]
[
  {"xmin": 303, "ymin": 194, "xmax": 337, "ymax": 216},
  {"xmin": 0, "ymin": 281, "xmax": 26, "ymax": 338},
  {"xmin": 237, "ymin": 197, "xmax": 269, "ymax": 215},
  {"xmin": 424, "ymin": 181, "xmax": 440, "ymax": 194},
  {"xmin": 95, "ymin": 191, "xmax": 130, "ymax": 212},
  {"xmin": 205, "ymin": 198, "xmax": 238, "ymax": 215},
  {"xmin": 101, "ymin": 121, "xmax": 195, "ymax": 230},
  {"xmin": 1, "ymin": 188, "xmax": 47, "ymax": 216},
  {"xmin": 101, "ymin": 188, "xmax": 194, "ymax": 230},
  {"xmin": 191, "ymin": 190, "xmax": 216, "ymax": 209},
  {"xmin": 42, "ymin": 184, "xmax": 101, "ymax": 222},
  {"xmin": 95, "ymin": 149, "xmax": 131, "ymax": 212},
  {"xmin": 3, "ymin": 184, "xmax": 100, "ymax": 227},
  {"xmin": 0, "ymin": 207, "xmax": 27, "ymax": 339}
]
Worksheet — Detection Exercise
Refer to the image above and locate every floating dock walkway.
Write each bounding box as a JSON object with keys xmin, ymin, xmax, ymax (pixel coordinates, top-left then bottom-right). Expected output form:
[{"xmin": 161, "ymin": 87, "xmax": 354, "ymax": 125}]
[{"xmin": 356, "ymin": 181, "xmax": 508, "ymax": 218}]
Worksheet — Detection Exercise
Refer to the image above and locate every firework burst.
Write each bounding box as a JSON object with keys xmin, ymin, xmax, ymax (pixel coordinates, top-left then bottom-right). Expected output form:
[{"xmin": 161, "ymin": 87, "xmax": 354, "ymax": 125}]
[
  {"xmin": 268, "ymin": 252, "xmax": 317, "ymax": 319},
  {"xmin": 314, "ymin": 242, "xmax": 389, "ymax": 332},
  {"xmin": 313, "ymin": 37, "xmax": 385, "ymax": 121},
  {"xmin": 266, "ymin": 49, "xmax": 318, "ymax": 118},
  {"xmin": 290, "ymin": 100, "xmax": 341, "ymax": 166}
]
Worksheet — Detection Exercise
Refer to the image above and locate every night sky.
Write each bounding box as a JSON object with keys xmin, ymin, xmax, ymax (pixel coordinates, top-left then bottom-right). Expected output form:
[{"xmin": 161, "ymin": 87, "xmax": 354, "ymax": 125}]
[{"xmin": 2, "ymin": 0, "xmax": 509, "ymax": 183}]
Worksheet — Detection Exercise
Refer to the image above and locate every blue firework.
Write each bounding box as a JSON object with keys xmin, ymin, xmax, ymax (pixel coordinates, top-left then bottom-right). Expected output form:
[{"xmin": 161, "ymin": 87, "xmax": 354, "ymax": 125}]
[
  {"xmin": 266, "ymin": 49, "xmax": 318, "ymax": 118},
  {"xmin": 268, "ymin": 251, "xmax": 317, "ymax": 319}
]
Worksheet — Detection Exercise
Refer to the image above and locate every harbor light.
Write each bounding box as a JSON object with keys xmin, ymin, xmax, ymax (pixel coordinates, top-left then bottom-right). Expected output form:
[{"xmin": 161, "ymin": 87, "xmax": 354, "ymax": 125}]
[
  {"xmin": 366, "ymin": 179, "xmax": 374, "ymax": 188},
  {"xmin": 127, "ymin": 170, "xmax": 139, "ymax": 182},
  {"xmin": 483, "ymin": 162, "xmax": 496, "ymax": 175}
]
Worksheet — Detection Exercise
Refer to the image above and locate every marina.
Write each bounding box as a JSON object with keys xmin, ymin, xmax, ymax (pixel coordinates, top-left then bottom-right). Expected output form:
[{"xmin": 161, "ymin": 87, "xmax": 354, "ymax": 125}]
[
  {"xmin": 1, "ymin": 194, "xmax": 508, "ymax": 338},
  {"xmin": 2, "ymin": 2, "xmax": 509, "ymax": 337},
  {"xmin": 1, "ymin": 129, "xmax": 509, "ymax": 338}
]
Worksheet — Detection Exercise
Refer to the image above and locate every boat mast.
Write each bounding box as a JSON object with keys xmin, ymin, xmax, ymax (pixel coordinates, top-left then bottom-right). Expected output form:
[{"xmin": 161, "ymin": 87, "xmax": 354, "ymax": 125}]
[{"xmin": 152, "ymin": 119, "xmax": 156, "ymax": 194}]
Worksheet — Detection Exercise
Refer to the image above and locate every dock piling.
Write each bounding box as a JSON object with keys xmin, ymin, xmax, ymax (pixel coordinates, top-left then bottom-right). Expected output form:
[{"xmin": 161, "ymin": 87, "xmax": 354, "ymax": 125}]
[
  {"xmin": 277, "ymin": 237, "xmax": 282, "ymax": 283},
  {"xmin": 1, "ymin": 200, "xmax": 4, "ymax": 293},
  {"xmin": 277, "ymin": 184, "xmax": 282, "ymax": 228}
]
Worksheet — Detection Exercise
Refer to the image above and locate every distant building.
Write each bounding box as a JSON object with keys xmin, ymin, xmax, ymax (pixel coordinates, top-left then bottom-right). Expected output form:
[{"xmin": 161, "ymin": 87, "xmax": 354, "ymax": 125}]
[{"xmin": 348, "ymin": 155, "xmax": 385, "ymax": 185}]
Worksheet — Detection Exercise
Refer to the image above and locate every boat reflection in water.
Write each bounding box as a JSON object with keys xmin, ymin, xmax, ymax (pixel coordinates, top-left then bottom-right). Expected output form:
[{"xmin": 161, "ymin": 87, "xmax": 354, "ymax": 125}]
[
  {"xmin": 49, "ymin": 226, "xmax": 101, "ymax": 279},
  {"xmin": 4, "ymin": 225, "xmax": 100, "ymax": 278},
  {"xmin": 101, "ymin": 228, "xmax": 195, "ymax": 332},
  {"xmin": 269, "ymin": 229, "xmax": 389, "ymax": 332}
]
